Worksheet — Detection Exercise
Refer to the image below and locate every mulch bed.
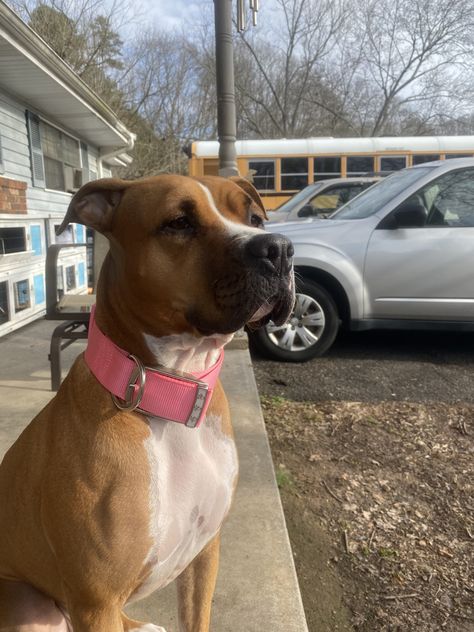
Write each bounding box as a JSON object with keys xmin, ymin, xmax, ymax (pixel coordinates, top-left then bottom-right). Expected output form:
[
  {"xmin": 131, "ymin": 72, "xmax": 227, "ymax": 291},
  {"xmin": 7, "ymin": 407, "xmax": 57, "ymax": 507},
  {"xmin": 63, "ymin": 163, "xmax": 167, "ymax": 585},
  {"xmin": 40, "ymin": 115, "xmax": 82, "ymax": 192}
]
[{"xmin": 261, "ymin": 398, "xmax": 474, "ymax": 632}]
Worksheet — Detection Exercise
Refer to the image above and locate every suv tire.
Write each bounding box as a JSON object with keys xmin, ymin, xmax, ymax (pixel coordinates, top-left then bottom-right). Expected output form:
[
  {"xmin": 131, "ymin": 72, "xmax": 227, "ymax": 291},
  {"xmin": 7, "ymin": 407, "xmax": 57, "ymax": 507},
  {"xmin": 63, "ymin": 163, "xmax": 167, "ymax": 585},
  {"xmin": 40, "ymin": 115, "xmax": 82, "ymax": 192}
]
[{"xmin": 249, "ymin": 279, "xmax": 340, "ymax": 361}]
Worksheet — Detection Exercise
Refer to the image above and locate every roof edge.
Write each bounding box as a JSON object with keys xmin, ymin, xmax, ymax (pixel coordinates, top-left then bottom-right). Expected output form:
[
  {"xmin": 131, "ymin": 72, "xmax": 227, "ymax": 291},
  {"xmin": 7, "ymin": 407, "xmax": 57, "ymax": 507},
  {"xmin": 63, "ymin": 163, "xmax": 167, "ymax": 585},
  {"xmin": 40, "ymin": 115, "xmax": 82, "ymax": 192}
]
[{"xmin": 0, "ymin": 0, "xmax": 134, "ymax": 146}]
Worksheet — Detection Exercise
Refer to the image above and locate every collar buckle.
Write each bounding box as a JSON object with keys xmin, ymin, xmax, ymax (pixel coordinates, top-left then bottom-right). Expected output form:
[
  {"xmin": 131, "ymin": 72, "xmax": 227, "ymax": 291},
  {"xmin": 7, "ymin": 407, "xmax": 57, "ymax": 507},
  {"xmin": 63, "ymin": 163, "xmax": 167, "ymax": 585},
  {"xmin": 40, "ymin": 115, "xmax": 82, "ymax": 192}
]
[
  {"xmin": 139, "ymin": 365, "xmax": 210, "ymax": 428},
  {"xmin": 111, "ymin": 354, "xmax": 146, "ymax": 411}
]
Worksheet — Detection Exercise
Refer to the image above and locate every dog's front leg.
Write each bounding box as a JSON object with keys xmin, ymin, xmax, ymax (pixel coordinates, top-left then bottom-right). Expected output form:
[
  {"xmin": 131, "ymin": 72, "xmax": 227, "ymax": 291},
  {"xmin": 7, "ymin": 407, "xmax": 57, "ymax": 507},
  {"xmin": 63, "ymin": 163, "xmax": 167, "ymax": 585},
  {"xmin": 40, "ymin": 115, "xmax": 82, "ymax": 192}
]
[
  {"xmin": 121, "ymin": 613, "xmax": 166, "ymax": 632},
  {"xmin": 176, "ymin": 535, "xmax": 220, "ymax": 632},
  {"xmin": 67, "ymin": 602, "xmax": 123, "ymax": 632}
]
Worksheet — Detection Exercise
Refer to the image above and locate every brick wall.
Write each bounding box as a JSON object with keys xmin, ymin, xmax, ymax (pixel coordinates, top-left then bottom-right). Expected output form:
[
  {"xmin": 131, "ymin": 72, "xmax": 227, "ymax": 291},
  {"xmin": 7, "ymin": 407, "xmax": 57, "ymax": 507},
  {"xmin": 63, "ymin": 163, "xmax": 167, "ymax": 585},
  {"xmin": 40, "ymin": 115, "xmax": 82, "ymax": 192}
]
[{"xmin": 0, "ymin": 177, "xmax": 27, "ymax": 214}]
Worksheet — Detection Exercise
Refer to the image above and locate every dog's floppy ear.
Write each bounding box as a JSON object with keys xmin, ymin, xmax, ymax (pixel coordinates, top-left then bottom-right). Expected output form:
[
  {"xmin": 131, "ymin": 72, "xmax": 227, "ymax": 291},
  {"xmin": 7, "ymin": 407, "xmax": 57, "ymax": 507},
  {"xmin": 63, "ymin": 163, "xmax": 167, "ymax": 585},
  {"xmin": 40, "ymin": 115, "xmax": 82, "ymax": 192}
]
[
  {"xmin": 56, "ymin": 178, "xmax": 130, "ymax": 235},
  {"xmin": 229, "ymin": 176, "xmax": 268, "ymax": 219}
]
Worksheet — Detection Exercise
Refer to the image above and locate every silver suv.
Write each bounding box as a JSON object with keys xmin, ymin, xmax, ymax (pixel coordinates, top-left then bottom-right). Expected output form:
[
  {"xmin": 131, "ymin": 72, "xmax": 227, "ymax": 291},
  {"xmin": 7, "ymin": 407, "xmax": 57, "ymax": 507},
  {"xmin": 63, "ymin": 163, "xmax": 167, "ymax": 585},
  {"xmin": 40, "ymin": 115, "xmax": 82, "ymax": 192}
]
[
  {"xmin": 267, "ymin": 177, "xmax": 380, "ymax": 222},
  {"xmin": 249, "ymin": 158, "xmax": 474, "ymax": 361}
]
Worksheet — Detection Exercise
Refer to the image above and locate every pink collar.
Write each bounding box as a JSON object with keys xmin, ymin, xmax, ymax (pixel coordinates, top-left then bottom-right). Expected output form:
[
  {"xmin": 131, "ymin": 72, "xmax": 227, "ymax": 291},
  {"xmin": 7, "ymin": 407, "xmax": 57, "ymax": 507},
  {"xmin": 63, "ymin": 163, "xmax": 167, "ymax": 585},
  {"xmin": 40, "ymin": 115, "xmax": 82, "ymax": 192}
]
[{"xmin": 84, "ymin": 306, "xmax": 224, "ymax": 428}]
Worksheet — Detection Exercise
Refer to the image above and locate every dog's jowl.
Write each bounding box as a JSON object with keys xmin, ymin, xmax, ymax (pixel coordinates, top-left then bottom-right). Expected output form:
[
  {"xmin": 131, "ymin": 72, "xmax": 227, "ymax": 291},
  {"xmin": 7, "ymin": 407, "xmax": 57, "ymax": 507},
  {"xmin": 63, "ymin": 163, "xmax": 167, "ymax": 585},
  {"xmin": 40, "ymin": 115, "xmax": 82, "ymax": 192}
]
[{"xmin": 0, "ymin": 175, "xmax": 294, "ymax": 631}]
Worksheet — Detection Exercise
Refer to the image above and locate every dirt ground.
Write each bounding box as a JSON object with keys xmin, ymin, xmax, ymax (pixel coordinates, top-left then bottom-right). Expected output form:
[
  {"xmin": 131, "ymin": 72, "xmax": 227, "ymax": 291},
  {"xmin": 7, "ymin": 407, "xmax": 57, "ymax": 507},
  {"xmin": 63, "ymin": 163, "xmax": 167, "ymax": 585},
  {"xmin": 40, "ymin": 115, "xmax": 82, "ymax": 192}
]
[{"xmin": 260, "ymin": 396, "xmax": 474, "ymax": 632}]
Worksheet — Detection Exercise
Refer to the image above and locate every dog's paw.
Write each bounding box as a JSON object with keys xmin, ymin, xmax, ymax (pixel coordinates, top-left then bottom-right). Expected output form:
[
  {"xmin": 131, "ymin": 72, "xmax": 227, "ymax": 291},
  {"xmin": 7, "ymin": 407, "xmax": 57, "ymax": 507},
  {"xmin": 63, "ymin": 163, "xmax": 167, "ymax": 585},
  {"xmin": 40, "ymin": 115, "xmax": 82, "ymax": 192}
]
[{"xmin": 130, "ymin": 626, "xmax": 166, "ymax": 632}]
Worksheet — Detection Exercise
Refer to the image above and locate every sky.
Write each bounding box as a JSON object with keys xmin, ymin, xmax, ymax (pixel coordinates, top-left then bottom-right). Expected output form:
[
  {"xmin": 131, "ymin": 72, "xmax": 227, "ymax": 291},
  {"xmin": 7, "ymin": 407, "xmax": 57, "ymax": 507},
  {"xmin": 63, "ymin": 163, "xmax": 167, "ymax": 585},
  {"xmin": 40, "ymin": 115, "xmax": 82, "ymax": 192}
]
[{"xmin": 133, "ymin": 0, "xmax": 208, "ymax": 30}]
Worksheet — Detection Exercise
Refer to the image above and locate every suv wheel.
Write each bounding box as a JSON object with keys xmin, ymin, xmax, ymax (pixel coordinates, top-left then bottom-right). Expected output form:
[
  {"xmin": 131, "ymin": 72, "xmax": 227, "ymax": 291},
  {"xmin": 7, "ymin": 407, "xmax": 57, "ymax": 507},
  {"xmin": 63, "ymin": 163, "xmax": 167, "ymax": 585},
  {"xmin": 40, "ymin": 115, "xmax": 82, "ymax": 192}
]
[{"xmin": 249, "ymin": 279, "xmax": 340, "ymax": 361}]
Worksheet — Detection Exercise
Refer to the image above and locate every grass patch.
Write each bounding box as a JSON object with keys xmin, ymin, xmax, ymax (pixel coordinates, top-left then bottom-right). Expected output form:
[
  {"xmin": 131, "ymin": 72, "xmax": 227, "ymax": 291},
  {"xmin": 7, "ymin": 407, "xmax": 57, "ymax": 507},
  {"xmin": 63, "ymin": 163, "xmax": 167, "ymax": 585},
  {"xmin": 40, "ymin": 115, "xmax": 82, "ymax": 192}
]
[{"xmin": 275, "ymin": 465, "xmax": 293, "ymax": 489}]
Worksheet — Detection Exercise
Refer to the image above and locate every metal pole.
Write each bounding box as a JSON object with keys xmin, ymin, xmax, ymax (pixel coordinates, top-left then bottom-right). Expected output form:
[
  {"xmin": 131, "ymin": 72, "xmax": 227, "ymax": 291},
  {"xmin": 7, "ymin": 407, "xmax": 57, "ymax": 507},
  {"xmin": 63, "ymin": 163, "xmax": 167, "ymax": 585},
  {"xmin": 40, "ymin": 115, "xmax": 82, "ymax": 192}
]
[{"xmin": 214, "ymin": 0, "xmax": 239, "ymax": 176}]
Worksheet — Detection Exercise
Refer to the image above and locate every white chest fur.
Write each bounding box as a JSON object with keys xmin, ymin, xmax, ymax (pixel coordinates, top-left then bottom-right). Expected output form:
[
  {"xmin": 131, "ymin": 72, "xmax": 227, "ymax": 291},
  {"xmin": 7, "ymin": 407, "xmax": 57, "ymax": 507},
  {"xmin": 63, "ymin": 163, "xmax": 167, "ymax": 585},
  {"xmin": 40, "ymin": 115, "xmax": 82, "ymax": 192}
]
[{"xmin": 128, "ymin": 412, "xmax": 238, "ymax": 603}]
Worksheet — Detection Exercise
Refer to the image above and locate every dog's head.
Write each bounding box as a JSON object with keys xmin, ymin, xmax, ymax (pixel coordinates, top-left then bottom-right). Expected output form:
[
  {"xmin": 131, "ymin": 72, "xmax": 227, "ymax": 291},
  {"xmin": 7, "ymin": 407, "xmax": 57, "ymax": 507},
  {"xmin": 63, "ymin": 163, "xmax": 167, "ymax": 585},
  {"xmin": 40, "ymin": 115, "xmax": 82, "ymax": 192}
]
[{"xmin": 60, "ymin": 174, "xmax": 294, "ymax": 337}]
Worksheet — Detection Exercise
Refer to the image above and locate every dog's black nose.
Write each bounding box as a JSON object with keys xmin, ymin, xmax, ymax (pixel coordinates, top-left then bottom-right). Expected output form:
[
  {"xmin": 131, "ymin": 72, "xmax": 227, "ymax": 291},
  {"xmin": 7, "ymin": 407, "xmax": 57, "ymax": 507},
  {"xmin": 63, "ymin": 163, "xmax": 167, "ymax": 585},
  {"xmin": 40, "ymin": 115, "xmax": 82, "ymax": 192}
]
[{"xmin": 245, "ymin": 233, "xmax": 294, "ymax": 274}]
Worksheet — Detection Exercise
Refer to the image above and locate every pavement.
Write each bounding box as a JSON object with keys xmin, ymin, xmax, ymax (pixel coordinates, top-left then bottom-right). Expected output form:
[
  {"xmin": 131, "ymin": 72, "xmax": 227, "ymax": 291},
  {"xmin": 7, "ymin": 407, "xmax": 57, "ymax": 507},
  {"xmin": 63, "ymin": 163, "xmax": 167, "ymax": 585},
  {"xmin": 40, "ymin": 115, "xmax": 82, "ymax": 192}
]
[
  {"xmin": 0, "ymin": 319, "xmax": 308, "ymax": 631},
  {"xmin": 252, "ymin": 328, "xmax": 474, "ymax": 404}
]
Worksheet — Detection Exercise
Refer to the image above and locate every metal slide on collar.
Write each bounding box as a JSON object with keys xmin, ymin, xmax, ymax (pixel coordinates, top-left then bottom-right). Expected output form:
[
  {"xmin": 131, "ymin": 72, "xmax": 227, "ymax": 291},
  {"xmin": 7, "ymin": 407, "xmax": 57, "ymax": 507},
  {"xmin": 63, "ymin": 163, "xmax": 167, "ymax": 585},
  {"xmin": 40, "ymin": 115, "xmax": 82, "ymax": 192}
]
[{"xmin": 111, "ymin": 355, "xmax": 146, "ymax": 411}]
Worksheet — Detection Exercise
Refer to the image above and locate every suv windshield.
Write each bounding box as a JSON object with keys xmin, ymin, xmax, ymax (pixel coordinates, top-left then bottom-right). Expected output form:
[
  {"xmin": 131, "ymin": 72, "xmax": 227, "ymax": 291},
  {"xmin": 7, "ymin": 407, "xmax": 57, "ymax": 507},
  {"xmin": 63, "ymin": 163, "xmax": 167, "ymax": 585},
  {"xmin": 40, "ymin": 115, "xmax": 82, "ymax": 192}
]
[
  {"xmin": 274, "ymin": 183, "xmax": 324, "ymax": 212},
  {"xmin": 331, "ymin": 167, "xmax": 433, "ymax": 219}
]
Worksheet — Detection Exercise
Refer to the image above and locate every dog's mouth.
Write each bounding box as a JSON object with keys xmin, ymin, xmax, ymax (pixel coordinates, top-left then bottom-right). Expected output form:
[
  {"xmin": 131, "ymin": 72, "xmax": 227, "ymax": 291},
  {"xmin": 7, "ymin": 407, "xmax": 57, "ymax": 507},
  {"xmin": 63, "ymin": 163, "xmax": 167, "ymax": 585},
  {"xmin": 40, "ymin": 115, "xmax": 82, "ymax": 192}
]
[
  {"xmin": 246, "ymin": 298, "xmax": 278, "ymax": 329},
  {"xmin": 246, "ymin": 292, "xmax": 294, "ymax": 330}
]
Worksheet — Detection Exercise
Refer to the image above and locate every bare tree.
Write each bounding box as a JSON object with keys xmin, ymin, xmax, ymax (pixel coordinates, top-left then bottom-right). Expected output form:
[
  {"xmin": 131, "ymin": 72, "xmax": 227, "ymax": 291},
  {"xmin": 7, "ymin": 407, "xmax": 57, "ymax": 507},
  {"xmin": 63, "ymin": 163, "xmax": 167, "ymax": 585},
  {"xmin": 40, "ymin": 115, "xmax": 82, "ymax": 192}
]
[
  {"xmin": 233, "ymin": 0, "xmax": 349, "ymax": 138},
  {"xmin": 345, "ymin": 0, "xmax": 474, "ymax": 135}
]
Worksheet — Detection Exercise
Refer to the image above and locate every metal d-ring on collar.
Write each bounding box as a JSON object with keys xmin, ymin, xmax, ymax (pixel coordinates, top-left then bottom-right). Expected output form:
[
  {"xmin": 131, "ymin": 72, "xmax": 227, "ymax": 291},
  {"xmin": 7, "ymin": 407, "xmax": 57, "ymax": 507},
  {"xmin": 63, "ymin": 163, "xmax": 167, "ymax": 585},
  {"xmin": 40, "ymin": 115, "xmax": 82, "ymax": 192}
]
[{"xmin": 111, "ymin": 354, "xmax": 146, "ymax": 411}]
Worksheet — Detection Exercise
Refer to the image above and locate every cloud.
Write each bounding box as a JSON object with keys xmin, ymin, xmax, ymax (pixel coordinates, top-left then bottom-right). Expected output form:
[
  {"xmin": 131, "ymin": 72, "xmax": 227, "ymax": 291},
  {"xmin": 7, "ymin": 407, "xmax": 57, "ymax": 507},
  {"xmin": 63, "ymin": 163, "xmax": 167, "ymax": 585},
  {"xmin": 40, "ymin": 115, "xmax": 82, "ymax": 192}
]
[{"xmin": 136, "ymin": 0, "xmax": 207, "ymax": 30}]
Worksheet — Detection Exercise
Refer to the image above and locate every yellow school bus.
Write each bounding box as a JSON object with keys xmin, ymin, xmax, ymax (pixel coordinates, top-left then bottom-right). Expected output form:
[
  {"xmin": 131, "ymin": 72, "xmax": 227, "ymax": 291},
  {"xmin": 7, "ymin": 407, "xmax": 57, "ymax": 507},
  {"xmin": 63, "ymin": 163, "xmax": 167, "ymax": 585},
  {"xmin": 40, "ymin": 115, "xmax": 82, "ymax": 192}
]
[{"xmin": 187, "ymin": 136, "xmax": 474, "ymax": 209}]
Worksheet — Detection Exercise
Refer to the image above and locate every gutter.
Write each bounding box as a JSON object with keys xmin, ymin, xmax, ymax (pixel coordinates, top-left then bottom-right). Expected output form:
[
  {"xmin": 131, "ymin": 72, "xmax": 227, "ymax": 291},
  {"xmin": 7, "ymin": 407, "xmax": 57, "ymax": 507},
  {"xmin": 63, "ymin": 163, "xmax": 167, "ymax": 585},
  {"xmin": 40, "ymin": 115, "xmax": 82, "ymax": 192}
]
[{"xmin": 98, "ymin": 134, "xmax": 136, "ymax": 177}]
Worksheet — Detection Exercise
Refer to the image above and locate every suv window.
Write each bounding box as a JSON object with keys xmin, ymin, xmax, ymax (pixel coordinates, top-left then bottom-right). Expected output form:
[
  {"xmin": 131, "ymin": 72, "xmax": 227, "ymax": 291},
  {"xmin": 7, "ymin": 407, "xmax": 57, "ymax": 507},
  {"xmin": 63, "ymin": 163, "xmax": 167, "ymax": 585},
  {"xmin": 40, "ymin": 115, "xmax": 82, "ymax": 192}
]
[
  {"xmin": 400, "ymin": 168, "xmax": 474, "ymax": 227},
  {"xmin": 333, "ymin": 167, "xmax": 433, "ymax": 220},
  {"xmin": 309, "ymin": 184, "xmax": 364, "ymax": 214}
]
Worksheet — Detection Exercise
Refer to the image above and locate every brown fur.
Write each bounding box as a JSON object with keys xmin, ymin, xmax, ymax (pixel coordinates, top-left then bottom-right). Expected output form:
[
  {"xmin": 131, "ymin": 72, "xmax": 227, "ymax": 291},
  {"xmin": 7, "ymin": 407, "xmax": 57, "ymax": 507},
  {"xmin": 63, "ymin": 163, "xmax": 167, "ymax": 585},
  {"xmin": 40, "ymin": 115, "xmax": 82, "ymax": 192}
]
[{"xmin": 0, "ymin": 174, "xmax": 292, "ymax": 631}]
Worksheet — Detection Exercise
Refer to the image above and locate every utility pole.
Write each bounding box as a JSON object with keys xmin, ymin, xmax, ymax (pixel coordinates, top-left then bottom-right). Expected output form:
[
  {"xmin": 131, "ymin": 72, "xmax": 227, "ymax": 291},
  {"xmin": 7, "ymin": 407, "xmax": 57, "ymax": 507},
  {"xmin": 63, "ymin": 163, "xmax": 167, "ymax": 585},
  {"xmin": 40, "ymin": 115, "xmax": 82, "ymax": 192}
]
[{"xmin": 213, "ymin": 0, "xmax": 259, "ymax": 176}]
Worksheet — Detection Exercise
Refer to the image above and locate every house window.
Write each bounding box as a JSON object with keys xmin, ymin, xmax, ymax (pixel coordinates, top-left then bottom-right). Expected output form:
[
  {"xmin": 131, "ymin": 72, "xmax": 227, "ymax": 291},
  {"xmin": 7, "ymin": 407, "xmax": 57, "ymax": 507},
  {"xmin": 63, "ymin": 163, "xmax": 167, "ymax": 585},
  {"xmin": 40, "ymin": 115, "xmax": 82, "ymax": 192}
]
[
  {"xmin": 54, "ymin": 224, "xmax": 74, "ymax": 245},
  {"xmin": 248, "ymin": 160, "xmax": 275, "ymax": 191},
  {"xmin": 281, "ymin": 158, "xmax": 308, "ymax": 191},
  {"xmin": 14, "ymin": 279, "xmax": 30, "ymax": 312},
  {"xmin": 26, "ymin": 112, "xmax": 84, "ymax": 192},
  {"xmin": 0, "ymin": 281, "xmax": 9, "ymax": 324},
  {"xmin": 0, "ymin": 227, "xmax": 27, "ymax": 255},
  {"xmin": 42, "ymin": 122, "xmax": 81, "ymax": 192},
  {"xmin": 314, "ymin": 156, "xmax": 341, "ymax": 181},
  {"xmin": 66, "ymin": 265, "xmax": 76, "ymax": 290}
]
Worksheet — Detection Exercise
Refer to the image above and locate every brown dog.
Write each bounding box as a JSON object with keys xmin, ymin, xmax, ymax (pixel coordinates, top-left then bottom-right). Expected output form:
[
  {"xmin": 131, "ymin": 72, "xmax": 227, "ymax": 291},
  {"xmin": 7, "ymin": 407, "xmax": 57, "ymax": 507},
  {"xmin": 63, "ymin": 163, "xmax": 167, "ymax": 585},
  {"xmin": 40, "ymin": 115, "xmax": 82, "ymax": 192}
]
[{"xmin": 0, "ymin": 174, "xmax": 294, "ymax": 631}]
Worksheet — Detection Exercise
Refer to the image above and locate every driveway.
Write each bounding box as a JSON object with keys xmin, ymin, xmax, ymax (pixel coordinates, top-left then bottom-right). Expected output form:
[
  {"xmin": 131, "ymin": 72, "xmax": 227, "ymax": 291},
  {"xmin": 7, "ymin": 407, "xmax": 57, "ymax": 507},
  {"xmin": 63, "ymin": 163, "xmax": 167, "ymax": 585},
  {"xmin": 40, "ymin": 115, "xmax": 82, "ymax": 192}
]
[{"xmin": 251, "ymin": 329, "xmax": 474, "ymax": 403}]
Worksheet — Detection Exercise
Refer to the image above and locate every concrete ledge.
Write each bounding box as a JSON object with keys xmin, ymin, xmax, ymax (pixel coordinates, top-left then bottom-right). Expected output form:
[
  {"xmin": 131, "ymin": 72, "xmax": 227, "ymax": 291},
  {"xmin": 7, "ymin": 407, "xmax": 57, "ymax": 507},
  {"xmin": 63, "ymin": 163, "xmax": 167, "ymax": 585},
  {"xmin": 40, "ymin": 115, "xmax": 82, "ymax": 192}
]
[
  {"xmin": 0, "ymin": 320, "xmax": 308, "ymax": 631},
  {"xmin": 225, "ymin": 328, "xmax": 249, "ymax": 350}
]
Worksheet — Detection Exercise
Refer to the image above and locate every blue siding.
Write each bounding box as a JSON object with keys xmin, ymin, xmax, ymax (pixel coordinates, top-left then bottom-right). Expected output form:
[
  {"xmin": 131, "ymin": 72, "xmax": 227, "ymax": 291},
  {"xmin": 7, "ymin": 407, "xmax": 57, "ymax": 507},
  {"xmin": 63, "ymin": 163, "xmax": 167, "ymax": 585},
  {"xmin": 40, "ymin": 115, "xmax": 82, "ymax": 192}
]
[
  {"xmin": 78, "ymin": 261, "xmax": 86, "ymax": 286},
  {"xmin": 33, "ymin": 273, "xmax": 45, "ymax": 304},
  {"xmin": 30, "ymin": 224, "xmax": 42, "ymax": 255},
  {"xmin": 76, "ymin": 224, "xmax": 85, "ymax": 243}
]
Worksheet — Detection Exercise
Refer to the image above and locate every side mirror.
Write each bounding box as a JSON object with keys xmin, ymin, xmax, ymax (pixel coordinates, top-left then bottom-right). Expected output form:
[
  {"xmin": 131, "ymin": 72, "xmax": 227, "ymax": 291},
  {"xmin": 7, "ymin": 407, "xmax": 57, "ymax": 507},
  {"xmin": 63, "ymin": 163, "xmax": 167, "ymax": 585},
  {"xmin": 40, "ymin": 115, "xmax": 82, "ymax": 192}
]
[
  {"xmin": 381, "ymin": 201, "xmax": 426, "ymax": 229},
  {"xmin": 297, "ymin": 204, "xmax": 314, "ymax": 218}
]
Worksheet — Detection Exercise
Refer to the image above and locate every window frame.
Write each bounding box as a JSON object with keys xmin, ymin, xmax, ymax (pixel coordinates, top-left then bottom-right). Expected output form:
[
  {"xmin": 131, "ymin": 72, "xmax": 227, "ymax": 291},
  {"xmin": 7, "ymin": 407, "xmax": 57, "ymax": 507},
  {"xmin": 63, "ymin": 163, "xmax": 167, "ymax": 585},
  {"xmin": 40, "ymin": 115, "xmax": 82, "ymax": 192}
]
[
  {"xmin": 248, "ymin": 159, "xmax": 276, "ymax": 192},
  {"xmin": 0, "ymin": 225, "xmax": 28, "ymax": 256},
  {"xmin": 313, "ymin": 156, "xmax": 342, "ymax": 181},
  {"xmin": 379, "ymin": 155, "xmax": 407, "ymax": 173},
  {"xmin": 26, "ymin": 111, "xmax": 85, "ymax": 193},
  {"xmin": 412, "ymin": 154, "xmax": 440, "ymax": 166},
  {"xmin": 280, "ymin": 157, "xmax": 309, "ymax": 191},
  {"xmin": 346, "ymin": 156, "xmax": 375, "ymax": 176}
]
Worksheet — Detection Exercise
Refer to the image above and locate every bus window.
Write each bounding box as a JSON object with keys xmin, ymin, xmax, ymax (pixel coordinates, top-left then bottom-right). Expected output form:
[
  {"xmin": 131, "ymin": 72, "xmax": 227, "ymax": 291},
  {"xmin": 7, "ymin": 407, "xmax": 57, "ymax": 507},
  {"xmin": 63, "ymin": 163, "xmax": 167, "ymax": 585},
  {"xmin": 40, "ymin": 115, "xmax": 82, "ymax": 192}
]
[
  {"xmin": 380, "ymin": 156, "xmax": 406, "ymax": 172},
  {"xmin": 248, "ymin": 160, "xmax": 275, "ymax": 191},
  {"xmin": 445, "ymin": 154, "xmax": 473, "ymax": 159},
  {"xmin": 281, "ymin": 158, "xmax": 308, "ymax": 190},
  {"xmin": 412, "ymin": 154, "xmax": 440, "ymax": 165},
  {"xmin": 347, "ymin": 156, "xmax": 374, "ymax": 176},
  {"xmin": 314, "ymin": 156, "xmax": 341, "ymax": 181}
]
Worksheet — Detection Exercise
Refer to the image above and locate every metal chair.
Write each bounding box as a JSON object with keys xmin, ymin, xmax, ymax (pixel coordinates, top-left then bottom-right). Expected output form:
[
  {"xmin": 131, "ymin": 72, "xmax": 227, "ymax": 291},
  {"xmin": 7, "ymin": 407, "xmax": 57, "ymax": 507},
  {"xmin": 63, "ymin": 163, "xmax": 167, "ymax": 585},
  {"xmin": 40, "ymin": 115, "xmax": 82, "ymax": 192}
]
[
  {"xmin": 45, "ymin": 232, "xmax": 109, "ymax": 390},
  {"xmin": 45, "ymin": 243, "xmax": 94, "ymax": 391}
]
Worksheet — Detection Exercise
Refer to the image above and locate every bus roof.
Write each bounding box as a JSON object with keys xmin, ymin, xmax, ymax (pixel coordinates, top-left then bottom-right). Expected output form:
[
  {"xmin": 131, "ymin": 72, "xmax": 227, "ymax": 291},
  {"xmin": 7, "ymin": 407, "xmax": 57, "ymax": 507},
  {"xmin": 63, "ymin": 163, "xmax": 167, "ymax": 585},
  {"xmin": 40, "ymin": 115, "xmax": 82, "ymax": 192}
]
[{"xmin": 191, "ymin": 136, "xmax": 474, "ymax": 158}]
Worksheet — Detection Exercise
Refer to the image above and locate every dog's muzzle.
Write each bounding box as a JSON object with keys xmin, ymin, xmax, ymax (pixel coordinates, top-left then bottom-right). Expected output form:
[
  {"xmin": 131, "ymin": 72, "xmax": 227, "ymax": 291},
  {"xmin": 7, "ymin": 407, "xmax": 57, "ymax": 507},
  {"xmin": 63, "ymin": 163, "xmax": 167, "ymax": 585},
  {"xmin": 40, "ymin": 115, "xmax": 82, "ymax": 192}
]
[
  {"xmin": 243, "ymin": 232, "xmax": 295, "ymax": 328},
  {"xmin": 244, "ymin": 232, "xmax": 294, "ymax": 278}
]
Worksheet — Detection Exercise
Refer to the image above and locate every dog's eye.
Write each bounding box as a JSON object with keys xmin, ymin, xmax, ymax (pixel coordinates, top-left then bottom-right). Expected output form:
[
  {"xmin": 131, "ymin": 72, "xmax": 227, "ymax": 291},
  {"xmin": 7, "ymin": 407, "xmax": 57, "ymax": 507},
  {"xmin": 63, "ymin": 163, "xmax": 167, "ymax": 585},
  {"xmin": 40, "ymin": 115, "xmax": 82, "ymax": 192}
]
[
  {"xmin": 250, "ymin": 214, "xmax": 264, "ymax": 229},
  {"xmin": 162, "ymin": 216, "xmax": 194, "ymax": 235}
]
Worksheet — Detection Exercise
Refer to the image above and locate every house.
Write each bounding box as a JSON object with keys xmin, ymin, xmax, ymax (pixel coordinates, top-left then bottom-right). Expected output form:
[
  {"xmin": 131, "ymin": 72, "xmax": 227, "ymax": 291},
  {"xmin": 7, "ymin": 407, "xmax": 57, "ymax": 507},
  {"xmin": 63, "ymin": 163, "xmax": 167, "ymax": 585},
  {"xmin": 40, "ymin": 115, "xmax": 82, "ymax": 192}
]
[{"xmin": 0, "ymin": 0, "xmax": 135, "ymax": 336}]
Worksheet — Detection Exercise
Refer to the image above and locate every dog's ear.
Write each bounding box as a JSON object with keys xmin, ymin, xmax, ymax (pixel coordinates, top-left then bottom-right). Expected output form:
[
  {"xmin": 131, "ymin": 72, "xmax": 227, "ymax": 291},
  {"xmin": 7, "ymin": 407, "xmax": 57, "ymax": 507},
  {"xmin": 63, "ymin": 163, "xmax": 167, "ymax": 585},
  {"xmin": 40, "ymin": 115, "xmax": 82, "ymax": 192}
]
[
  {"xmin": 56, "ymin": 178, "xmax": 130, "ymax": 235},
  {"xmin": 229, "ymin": 176, "xmax": 268, "ymax": 219}
]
